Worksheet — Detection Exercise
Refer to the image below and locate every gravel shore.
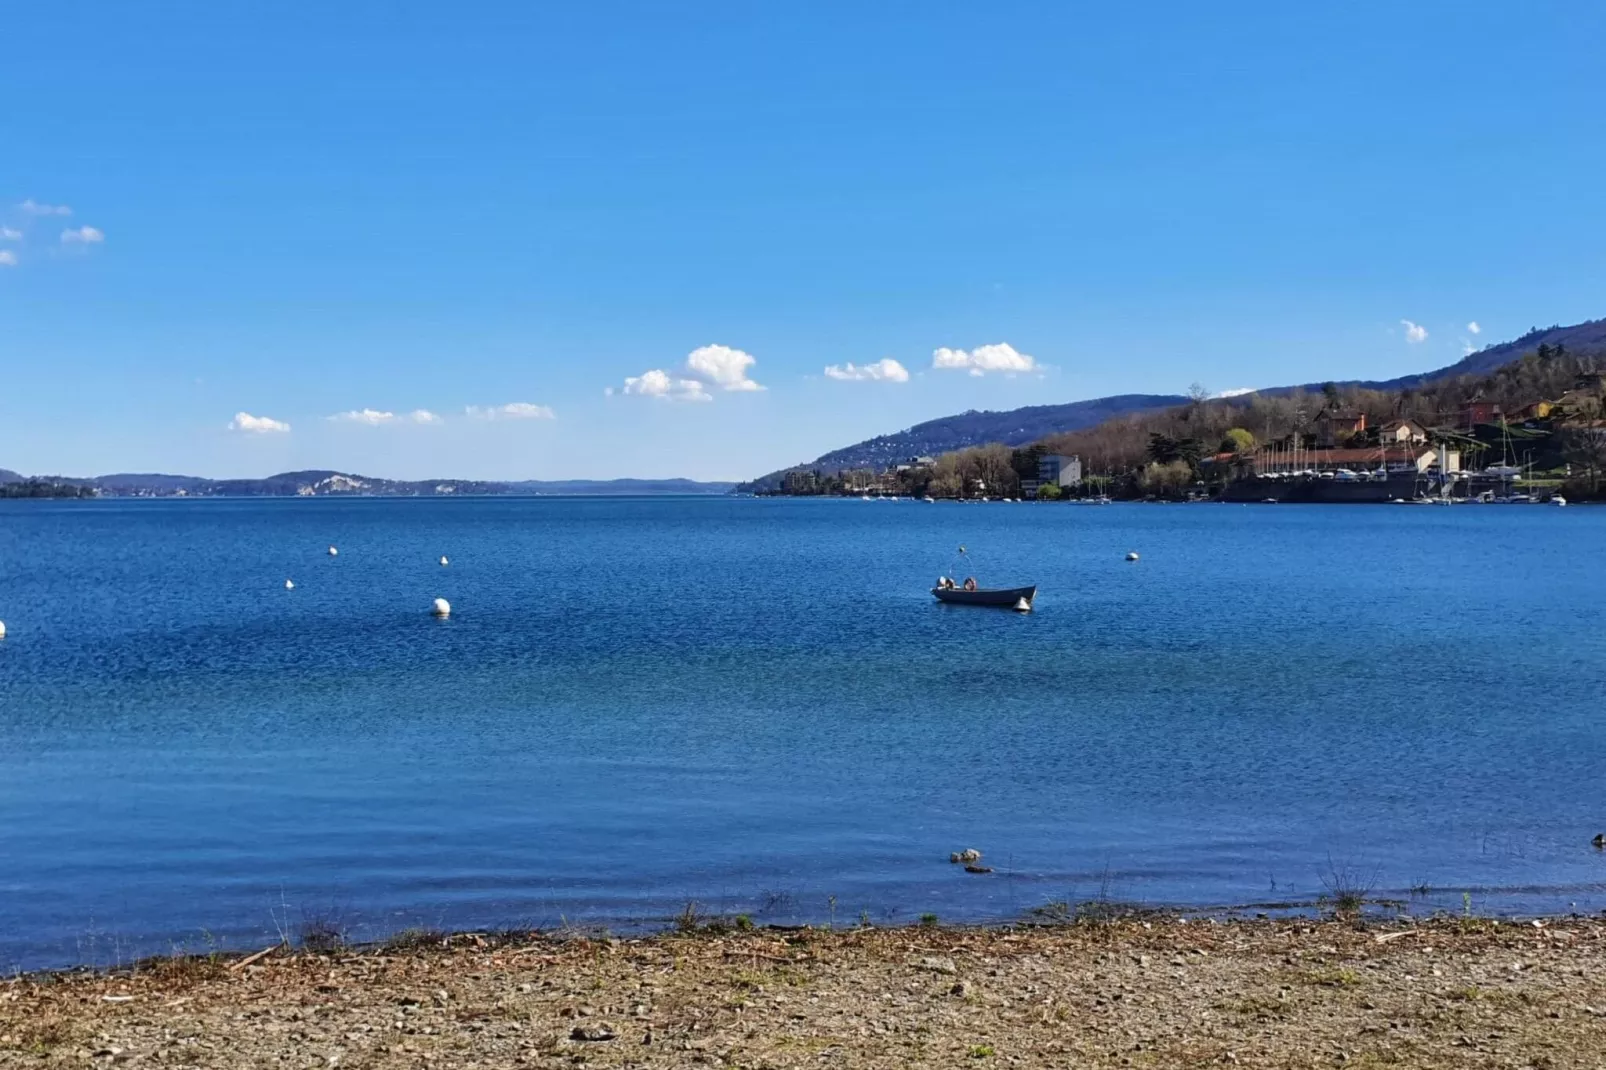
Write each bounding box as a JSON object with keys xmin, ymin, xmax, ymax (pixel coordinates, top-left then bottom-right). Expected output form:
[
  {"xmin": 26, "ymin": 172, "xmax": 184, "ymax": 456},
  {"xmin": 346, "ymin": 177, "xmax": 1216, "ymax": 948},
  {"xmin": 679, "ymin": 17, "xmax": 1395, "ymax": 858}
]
[{"xmin": 4, "ymin": 917, "xmax": 1604, "ymax": 1068}]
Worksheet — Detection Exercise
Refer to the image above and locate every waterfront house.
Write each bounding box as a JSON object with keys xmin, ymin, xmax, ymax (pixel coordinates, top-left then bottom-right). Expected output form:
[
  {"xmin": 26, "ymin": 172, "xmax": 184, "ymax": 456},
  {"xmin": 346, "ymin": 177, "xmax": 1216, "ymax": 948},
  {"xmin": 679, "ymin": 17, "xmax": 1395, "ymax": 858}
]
[
  {"xmin": 1039, "ymin": 454, "xmax": 1082, "ymax": 487},
  {"xmin": 1461, "ymin": 400, "xmax": 1503, "ymax": 428},
  {"xmin": 1313, "ymin": 408, "xmax": 1367, "ymax": 447},
  {"xmin": 1510, "ymin": 400, "xmax": 1553, "ymax": 423},
  {"xmin": 1024, "ymin": 453, "xmax": 1082, "ymax": 497},
  {"xmin": 1376, "ymin": 418, "xmax": 1428, "ymax": 445}
]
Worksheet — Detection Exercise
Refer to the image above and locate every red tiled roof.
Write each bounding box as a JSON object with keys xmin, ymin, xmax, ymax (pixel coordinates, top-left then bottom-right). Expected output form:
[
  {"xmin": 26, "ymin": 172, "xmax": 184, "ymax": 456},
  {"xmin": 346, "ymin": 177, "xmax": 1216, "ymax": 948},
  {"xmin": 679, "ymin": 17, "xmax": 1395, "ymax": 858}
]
[{"xmin": 1256, "ymin": 447, "xmax": 1428, "ymax": 464}]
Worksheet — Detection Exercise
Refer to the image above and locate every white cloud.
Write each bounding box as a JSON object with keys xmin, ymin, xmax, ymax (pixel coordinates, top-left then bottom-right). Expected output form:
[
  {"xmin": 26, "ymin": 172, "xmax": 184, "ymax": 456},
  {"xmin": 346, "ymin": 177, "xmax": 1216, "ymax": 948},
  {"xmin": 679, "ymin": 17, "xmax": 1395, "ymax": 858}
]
[
  {"xmin": 328, "ymin": 408, "xmax": 397, "ymax": 425},
  {"xmin": 0, "ymin": 250, "xmax": 15, "ymax": 268},
  {"xmin": 228, "ymin": 412, "xmax": 290, "ymax": 434},
  {"xmin": 824, "ymin": 358, "xmax": 910, "ymax": 383},
  {"xmin": 686, "ymin": 344, "xmax": 763, "ymax": 392},
  {"xmin": 619, "ymin": 368, "xmax": 712, "ymax": 402},
  {"xmin": 1212, "ymin": 387, "xmax": 1258, "ymax": 398},
  {"xmin": 614, "ymin": 343, "xmax": 763, "ymax": 401},
  {"xmin": 0, "ymin": 226, "xmax": 20, "ymax": 241},
  {"xmin": 19, "ymin": 199, "xmax": 71, "ymax": 217},
  {"xmin": 465, "ymin": 402, "xmax": 556, "ymax": 420},
  {"xmin": 1467, "ymin": 321, "xmax": 1481, "ymax": 334},
  {"xmin": 1463, "ymin": 343, "xmax": 1476, "ymax": 356},
  {"xmin": 328, "ymin": 407, "xmax": 444, "ymax": 425},
  {"xmin": 932, "ymin": 342, "xmax": 1036, "ymax": 377},
  {"xmin": 61, "ymin": 225, "xmax": 104, "ymax": 244},
  {"xmin": 1400, "ymin": 320, "xmax": 1428, "ymax": 343}
]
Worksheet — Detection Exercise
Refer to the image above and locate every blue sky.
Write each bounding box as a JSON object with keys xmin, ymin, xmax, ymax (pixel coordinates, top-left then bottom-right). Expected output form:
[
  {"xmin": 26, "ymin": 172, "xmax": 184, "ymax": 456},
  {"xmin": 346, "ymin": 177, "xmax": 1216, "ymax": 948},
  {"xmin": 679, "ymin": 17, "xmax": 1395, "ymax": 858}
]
[{"xmin": 3, "ymin": 1, "xmax": 1604, "ymax": 481}]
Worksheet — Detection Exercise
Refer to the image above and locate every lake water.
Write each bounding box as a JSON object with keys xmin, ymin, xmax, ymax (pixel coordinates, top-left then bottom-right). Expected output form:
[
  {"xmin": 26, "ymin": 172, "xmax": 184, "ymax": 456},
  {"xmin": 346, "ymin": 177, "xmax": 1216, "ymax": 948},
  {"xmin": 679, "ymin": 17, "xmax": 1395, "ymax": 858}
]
[{"xmin": 2, "ymin": 497, "xmax": 1605, "ymax": 970}]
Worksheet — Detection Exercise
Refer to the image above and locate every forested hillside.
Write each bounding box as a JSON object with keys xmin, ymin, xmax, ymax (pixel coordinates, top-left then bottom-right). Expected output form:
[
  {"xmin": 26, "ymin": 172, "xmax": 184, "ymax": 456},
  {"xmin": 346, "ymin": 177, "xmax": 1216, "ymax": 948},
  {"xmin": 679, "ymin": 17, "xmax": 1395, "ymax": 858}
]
[{"xmin": 744, "ymin": 317, "xmax": 1606, "ymax": 491}]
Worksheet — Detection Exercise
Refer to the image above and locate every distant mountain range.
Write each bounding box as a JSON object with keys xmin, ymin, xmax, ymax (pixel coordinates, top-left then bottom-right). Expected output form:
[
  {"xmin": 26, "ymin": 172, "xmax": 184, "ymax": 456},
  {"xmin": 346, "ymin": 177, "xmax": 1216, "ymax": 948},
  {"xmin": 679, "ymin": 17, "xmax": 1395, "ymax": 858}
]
[
  {"xmin": 0, "ymin": 469, "xmax": 736, "ymax": 498},
  {"xmin": 781, "ymin": 394, "xmax": 1191, "ymax": 476},
  {"xmin": 741, "ymin": 318, "xmax": 1606, "ymax": 489}
]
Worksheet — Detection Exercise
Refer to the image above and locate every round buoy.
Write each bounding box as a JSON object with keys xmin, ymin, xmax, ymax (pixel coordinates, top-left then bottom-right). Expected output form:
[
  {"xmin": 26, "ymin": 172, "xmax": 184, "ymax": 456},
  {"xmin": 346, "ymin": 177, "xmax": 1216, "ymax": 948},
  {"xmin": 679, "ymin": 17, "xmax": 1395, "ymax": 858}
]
[
  {"xmin": 431, "ymin": 597, "xmax": 451, "ymax": 618},
  {"xmin": 439, "ymin": 556, "xmax": 449, "ymax": 567},
  {"xmin": 1126, "ymin": 552, "xmax": 1140, "ymax": 562},
  {"xmin": 0, "ymin": 620, "xmax": 7, "ymax": 639},
  {"xmin": 328, "ymin": 546, "xmax": 338, "ymax": 556},
  {"xmin": 285, "ymin": 579, "xmax": 295, "ymax": 590}
]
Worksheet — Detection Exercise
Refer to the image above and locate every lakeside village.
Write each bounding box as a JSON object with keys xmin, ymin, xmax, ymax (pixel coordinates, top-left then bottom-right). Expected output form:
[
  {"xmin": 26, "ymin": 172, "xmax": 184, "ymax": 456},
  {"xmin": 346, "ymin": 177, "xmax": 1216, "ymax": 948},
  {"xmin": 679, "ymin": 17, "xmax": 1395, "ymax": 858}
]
[{"xmin": 769, "ymin": 355, "xmax": 1606, "ymax": 505}]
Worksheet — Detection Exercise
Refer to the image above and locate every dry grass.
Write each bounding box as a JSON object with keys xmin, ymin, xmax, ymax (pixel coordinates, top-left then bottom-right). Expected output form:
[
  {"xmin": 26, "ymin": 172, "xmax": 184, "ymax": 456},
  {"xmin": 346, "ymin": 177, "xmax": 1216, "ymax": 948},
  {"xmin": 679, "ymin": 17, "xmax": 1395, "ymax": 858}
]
[{"xmin": 2, "ymin": 918, "xmax": 1604, "ymax": 1068}]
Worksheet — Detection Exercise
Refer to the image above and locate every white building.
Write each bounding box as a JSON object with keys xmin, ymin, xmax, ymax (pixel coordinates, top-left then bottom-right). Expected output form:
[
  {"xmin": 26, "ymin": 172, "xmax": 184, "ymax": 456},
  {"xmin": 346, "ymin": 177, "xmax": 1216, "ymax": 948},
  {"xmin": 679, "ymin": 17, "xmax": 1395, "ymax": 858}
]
[
  {"xmin": 1039, "ymin": 454, "xmax": 1082, "ymax": 486},
  {"xmin": 1023, "ymin": 453, "xmax": 1082, "ymax": 497}
]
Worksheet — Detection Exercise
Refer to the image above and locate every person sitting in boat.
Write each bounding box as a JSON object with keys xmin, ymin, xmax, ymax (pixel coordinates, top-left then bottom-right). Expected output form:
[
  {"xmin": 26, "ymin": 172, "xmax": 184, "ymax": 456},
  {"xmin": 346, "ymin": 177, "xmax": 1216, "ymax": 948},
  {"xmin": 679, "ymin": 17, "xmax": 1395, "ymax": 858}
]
[
  {"xmin": 937, "ymin": 576, "xmax": 954, "ymax": 589},
  {"xmin": 963, "ymin": 577, "xmax": 977, "ymax": 591}
]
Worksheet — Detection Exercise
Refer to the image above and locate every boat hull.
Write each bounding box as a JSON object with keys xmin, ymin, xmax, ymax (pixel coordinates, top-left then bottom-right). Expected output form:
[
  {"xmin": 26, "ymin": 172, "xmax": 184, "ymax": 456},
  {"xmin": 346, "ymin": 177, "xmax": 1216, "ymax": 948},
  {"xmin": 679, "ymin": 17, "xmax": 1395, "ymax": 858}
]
[{"xmin": 932, "ymin": 585, "xmax": 1036, "ymax": 607}]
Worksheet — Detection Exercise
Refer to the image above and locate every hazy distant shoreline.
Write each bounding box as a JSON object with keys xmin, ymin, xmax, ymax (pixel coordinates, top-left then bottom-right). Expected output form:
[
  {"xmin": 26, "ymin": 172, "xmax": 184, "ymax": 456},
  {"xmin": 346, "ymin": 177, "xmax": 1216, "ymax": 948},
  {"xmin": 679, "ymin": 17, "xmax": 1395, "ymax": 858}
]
[{"xmin": 0, "ymin": 470, "xmax": 737, "ymax": 499}]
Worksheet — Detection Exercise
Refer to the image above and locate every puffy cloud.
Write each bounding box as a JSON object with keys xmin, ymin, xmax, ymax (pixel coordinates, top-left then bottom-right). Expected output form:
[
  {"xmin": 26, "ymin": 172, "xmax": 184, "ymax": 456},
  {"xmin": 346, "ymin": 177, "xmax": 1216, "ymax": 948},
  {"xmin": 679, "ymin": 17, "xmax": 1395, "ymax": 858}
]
[
  {"xmin": 1467, "ymin": 321, "xmax": 1481, "ymax": 335},
  {"xmin": 328, "ymin": 408, "xmax": 397, "ymax": 425},
  {"xmin": 824, "ymin": 358, "xmax": 911, "ymax": 383},
  {"xmin": 614, "ymin": 344, "xmax": 762, "ymax": 400},
  {"xmin": 228, "ymin": 412, "xmax": 290, "ymax": 434},
  {"xmin": 1212, "ymin": 387, "xmax": 1258, "ymax": 398},
  {"xmin": 408, "ymin": 409, "xmax": 443, "ymax": 424},
  {"xmin": 618, "ymin": 369, "xmax": 712, "ymax": 402},
  {"xmin": 61, "ymin": 225, "xmax": 104, "ymax": 244},
  {"xmin": 466, "ymin": 402, "xmax": 556, "ymax": 420},
  {"xmin": 19, "ymin": 199, "xmax": 71, "ymax": 217},
  {"xmin": 0, "ymin": 250, "xmax": 15, "ymax": 268},
  {"xmin": 0, "ymin": 226, "xmax": 20, "ymax": 241},
  {"xmin": 932, "ymin": 342, "xmax": 1036, "ymax": 376},
  {"xmin": 686, "ymin": 344, "xmax": 763, "ymax": 392},
  {"xmin": 1400, "ymin": 320, "xmax": 1427, "ymax": 343}
]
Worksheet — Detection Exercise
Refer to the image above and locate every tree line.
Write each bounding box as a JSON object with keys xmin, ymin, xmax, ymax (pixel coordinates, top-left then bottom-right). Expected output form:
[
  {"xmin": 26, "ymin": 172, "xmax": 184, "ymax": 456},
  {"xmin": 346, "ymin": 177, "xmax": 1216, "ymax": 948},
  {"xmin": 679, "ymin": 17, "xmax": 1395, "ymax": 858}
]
[{"xmin": 0, "ymin": 480, "xmax": 98, "ymax": 499}]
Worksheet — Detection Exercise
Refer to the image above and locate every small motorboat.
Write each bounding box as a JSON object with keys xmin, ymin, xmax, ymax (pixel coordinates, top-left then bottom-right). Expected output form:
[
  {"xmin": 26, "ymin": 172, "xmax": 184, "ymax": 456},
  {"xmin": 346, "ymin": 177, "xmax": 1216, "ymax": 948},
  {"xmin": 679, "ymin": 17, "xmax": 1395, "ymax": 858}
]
[
  {"xmin": 933, "ymin": 546, "xmax": 1035, "ymax": 608},
  {"xmin": 932, "ymin": 582, "xmax": 1037, "ymax": 607}
]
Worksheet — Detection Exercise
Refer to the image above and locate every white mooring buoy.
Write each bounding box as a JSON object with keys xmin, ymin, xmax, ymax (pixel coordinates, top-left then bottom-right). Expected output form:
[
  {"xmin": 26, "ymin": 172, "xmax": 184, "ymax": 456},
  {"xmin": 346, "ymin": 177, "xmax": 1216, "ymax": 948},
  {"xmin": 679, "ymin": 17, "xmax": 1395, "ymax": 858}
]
[
  {"xmin": 1126, "ymin": 551, "xmax": 1140, "ymax": 562},
  {"xmin": 0, "ymin": 620, "xmax": 7, "ymax": 639},
  {"xmin": 328, "ymin": 546, "xmax": 339, "ymax": 556},
  {"xmin": 431, "ymin": 597, "xmax": 451, "ymax": 618},
  {"xmin": 439, "ymin": 556, "xmax": 449, "ymax": 566},
  {"xmin": 1013, "ymin": 598, "xmax": 1032, "ymax": 612},
  {"xmin": 285, "ymin": 579, "xmax": 295, "ymax": 590}
]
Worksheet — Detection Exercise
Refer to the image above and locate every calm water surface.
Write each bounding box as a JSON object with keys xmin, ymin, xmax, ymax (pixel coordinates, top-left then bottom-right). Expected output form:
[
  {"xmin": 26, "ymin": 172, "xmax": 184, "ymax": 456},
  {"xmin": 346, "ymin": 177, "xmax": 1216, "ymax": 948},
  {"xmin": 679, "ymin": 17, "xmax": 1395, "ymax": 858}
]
[{"xmin": 2, "ymin": 497, "xmax": 1605, "ymax": 969}]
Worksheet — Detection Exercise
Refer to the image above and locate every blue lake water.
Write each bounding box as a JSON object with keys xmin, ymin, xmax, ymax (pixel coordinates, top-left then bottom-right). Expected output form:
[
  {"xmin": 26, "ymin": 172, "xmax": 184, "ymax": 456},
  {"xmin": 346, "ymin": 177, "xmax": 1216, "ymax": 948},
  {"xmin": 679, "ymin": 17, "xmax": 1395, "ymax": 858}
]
[{"xmin": 2, "ymin": 497, "xmax": 1605, "ymax": 970}]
